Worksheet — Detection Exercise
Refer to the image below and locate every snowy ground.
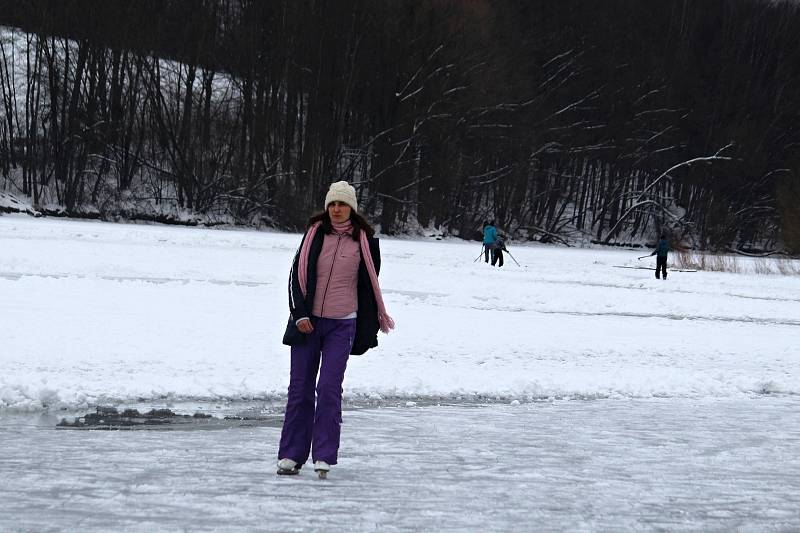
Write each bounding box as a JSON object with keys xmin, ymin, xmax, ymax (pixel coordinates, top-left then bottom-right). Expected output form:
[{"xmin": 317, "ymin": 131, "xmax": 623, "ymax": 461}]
[
  {"xmin": 1, "ymin": 215, "xmax": 799, "ymax": 531},
  {"xmin": 1, "ymin": 215, "xmax": 798, "ymax": 408}
]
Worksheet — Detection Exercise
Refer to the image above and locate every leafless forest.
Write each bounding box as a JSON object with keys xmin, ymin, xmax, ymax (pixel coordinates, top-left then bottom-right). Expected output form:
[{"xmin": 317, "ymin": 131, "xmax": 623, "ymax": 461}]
[{"xmin": 1, "ymin": 0, "xmax": 799, "ymax": 253}]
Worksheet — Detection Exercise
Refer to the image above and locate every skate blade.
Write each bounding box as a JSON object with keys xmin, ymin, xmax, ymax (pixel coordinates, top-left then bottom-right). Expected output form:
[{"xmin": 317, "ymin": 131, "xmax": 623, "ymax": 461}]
[
  {"xmin": 277, "ymin": 468, "xmax": 300, "ymax": 476},
  {"xmin": 316, "ymin": 470, "xmax": 328, "ymax": 479}
]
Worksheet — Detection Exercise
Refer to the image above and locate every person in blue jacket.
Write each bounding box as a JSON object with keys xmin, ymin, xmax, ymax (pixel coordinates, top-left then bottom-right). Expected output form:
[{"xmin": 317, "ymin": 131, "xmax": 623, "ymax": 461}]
[
  {"xmin": 483, "ymin": 221, "xmax": 497, "ymax": 263},
  {"xmin": 651, "ymin": 234, "xmax": 670, "ymax": 279}
]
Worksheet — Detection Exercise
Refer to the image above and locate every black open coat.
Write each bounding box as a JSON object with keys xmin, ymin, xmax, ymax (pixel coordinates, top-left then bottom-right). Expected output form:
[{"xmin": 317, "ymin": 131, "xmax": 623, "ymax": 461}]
[{"xmin": 282, "ymin": 228, "xmax": 381, "ymax": 355}]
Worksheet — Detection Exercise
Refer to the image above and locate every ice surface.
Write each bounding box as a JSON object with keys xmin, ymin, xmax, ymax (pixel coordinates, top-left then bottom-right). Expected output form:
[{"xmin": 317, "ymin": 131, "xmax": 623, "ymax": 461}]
[{"xmin": 1, "ymin": 399, "xmax": 798, "ymax": 532}]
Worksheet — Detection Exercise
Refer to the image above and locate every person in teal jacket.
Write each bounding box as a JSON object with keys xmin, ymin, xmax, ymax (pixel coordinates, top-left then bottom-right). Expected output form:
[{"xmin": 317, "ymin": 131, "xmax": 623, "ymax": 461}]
[
  {"xmin": 482, "ymin": 221, "xmax": 497, "ymax": 263},
  {"xmin": 651, "ymin": 235, "xmax": 670, "ymax": 279}
]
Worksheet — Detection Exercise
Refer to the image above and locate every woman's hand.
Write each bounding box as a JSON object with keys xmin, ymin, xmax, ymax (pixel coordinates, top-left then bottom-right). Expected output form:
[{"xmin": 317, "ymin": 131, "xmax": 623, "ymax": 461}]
[{"xmin": 297, "ymin": 318, "xmax": 314, "ymax": 334}]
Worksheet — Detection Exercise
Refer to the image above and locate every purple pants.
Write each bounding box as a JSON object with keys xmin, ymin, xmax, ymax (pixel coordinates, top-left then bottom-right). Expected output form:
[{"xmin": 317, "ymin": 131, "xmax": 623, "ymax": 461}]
[{"xmin": 278, "ymin": 317, "xmax": 355, "ymax": 465}]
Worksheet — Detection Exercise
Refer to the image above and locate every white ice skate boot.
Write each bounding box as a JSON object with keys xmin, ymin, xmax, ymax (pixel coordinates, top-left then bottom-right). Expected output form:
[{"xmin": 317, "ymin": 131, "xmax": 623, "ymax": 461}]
[
  {"xmin": 314, "ymin": 461, "xmax": 330, "ymax": 479},
  {"xmin": 277, "ymin": 458, "xmax": 300, "ymax": 475}
]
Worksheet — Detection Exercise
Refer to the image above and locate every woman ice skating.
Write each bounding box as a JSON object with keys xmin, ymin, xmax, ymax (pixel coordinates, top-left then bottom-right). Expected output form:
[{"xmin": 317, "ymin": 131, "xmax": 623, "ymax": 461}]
[{"xmin": 277, "ymin": 180, "xmax": 394, "ymax": 478}]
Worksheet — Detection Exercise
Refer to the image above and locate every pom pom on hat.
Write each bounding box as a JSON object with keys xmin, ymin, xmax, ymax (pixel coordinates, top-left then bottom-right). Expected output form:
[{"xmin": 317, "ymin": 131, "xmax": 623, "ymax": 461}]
[{"xmin": 324, "ymin": 181, "xmax": 358, "ymax": 212}]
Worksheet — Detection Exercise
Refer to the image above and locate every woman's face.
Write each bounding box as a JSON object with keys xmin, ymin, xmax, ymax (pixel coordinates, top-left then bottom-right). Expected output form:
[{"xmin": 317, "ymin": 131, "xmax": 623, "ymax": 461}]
[{"xmin": 327, "ymin": 201, "xmax": 352, "ymax": 224}]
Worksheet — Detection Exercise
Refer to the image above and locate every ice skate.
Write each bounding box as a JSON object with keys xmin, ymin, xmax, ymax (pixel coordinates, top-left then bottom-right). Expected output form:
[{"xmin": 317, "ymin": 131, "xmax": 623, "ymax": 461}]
[
  {"xmin": 314, "ymin": 461, "xmax": 330, "ymax": 479},
  {"xmin": 276, "ymin": 458, "xmax": 301, "ymax": 475}
]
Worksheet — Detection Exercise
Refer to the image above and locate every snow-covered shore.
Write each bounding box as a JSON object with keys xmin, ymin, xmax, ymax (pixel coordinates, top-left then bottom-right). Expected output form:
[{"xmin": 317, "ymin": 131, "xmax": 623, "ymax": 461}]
[{"xmin": 1, "ymin": 215, "xmax": 798, "ymax": 411}]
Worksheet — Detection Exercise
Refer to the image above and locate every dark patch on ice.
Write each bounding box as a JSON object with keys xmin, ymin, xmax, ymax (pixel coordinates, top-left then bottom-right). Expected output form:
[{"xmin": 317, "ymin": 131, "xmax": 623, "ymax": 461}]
[{"xmin": 56, "ymin": 406, "xmax": 282, "ymax": 430}]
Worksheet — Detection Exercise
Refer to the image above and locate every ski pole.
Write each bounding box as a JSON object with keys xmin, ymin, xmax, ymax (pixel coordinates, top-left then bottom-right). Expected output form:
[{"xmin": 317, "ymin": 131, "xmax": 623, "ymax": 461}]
[
  {"xmin": 637, "ymin": 255, "xmax": 651, "ymax": 260},
  {"xmin": 506, "ymin": 250, "xmax": 521, "ymax": 267},
  {"xmin": 474, "ymin": 245, "xmax": 485, "ymax": 262}
]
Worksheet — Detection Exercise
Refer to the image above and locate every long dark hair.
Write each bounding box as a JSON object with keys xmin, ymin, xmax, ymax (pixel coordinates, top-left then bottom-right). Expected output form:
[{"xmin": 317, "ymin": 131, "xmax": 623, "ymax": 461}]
[{"xmin": 308, "ymin": 210, "xmax": 375, "ymax": 240}]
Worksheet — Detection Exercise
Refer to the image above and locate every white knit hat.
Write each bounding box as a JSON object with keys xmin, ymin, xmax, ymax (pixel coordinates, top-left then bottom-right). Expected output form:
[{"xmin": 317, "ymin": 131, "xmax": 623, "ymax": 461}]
[{"xmin": 324, "ymin": 181, "xmax": 358, "ymax": 212}]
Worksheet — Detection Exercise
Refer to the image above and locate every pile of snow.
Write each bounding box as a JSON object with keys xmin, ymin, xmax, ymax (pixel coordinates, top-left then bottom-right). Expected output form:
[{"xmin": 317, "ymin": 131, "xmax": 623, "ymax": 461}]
[
  {"xmin": 0, "ymin": 192, "xmax": 40, "ymax": 217},
  {"xmin": 1, "ymin": 214, "xmax": 798, "ymax": 411}
]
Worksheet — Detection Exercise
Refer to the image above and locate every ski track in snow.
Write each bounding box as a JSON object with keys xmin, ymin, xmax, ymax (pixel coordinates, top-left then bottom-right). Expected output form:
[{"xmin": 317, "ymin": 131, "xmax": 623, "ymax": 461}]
[
  {"xmin": 537, "ymin": 309, "xmax": 800, "ymax": 327},
  {"xmin": 0, "ymin": 271, "xmax": 269, "ymax": 287}
]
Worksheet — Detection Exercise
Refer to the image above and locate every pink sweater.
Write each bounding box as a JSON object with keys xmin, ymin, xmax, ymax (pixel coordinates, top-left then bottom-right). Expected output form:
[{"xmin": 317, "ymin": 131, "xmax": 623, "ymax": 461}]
[{"xmin": 311, "ymin": 230, "xmax": 361, "ymax": 318}]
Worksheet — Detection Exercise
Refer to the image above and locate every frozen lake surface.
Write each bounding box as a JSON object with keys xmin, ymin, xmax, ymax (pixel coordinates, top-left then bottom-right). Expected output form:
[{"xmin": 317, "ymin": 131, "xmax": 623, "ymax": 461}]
[
  {"xmin": 2, "ymin": 398, "xmax": 799, "ymax": 532},
  {"xmin": 2, "ymin": 216, "xmax": 799, "ymax": 530}
]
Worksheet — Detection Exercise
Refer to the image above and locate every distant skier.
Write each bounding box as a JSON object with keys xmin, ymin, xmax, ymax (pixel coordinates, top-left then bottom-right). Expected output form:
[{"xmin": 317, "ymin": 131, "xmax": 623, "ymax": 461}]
[
  {"xmin": 278, "ymin": 181, "xmax": 394, "ymax": 478},
  {"xmin": 483, "ymin": 221, "xmax": 497, "ymax": 263},
  {"xmin": 651, "ymin": 234, "xmax": 670, "ymax": 280},
  {"xmin": 491, "ymin": 235, "xmax": 508, "ymax": 267}
]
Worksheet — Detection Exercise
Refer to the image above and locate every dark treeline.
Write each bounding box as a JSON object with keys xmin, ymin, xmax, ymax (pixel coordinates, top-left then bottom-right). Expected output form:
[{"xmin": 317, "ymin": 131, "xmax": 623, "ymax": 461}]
[{"xmin": 1, "ymin": 0, "xmax": 799, "ymax": 253}]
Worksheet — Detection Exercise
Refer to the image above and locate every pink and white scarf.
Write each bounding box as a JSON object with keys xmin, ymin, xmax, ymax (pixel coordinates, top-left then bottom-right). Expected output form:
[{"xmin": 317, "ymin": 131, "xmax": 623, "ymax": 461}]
[{"xmin": 298, "ymin": 221, "xmax": 395, "ymax": 333}]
